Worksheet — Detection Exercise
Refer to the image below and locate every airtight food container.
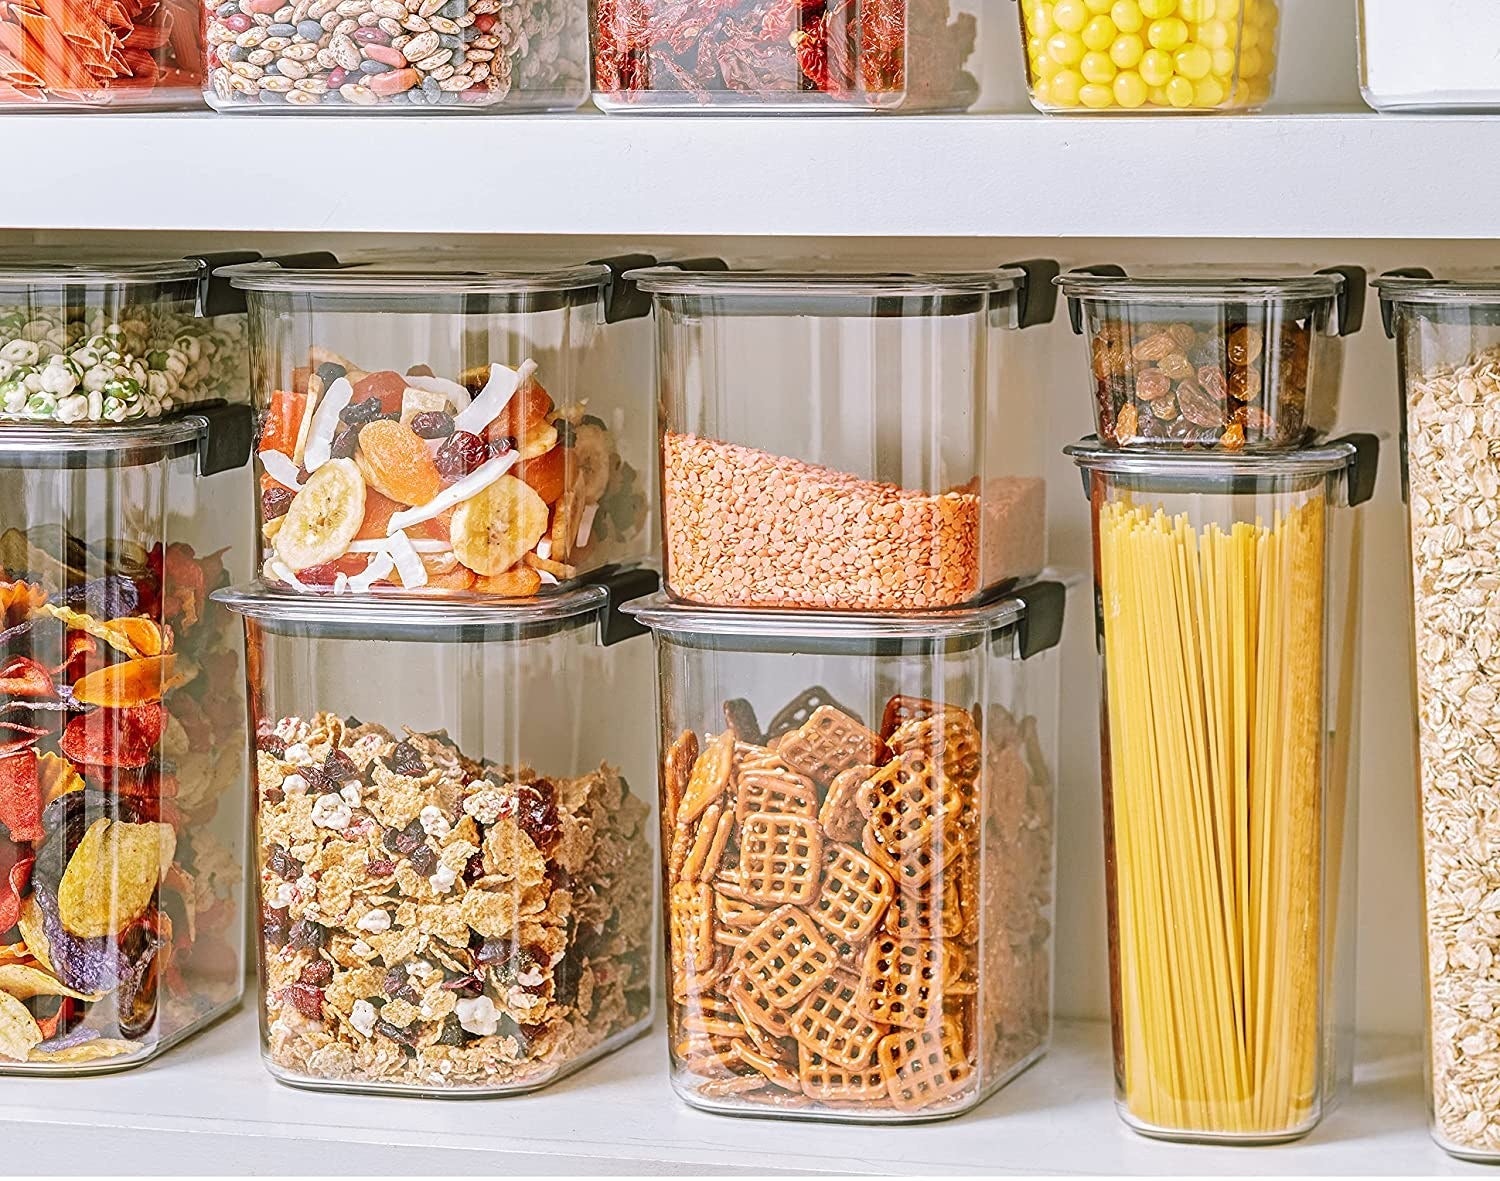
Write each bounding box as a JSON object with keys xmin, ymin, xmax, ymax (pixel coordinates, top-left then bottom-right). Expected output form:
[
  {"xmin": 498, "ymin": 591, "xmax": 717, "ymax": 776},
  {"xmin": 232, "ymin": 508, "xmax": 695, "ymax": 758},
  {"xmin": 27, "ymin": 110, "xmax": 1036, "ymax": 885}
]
[
  {"xmin": 627, "ymin": 581, "xmax": 1065, "ymax": 1122},
  {"xmin": 215, "ymin": 569, "xmax": 658, "ymax": 1096},
  {"xmin": 0, "ymin": 407, "xmax": 255, "ymax": 1072},
  {"xmin": 1067, "ymin": 435, "xmax": 1378, "ymax": 1144},
  {"xmin": 634, "ymin": 264, "xmax": 1058, "ymax": 612},
  {"xmin": 1016, "ymin": 0, "xmax": 1280, "ymax": 112},
  {"xmin": 593, "ymin": 0, "xmax": 982, "ymax": 113},
  {"xmin": 221, "ymin": 257, "xmax": 656, "ymax": 601},
  {"xmin": 1060, "ymin": 265, "xmax": 1366, "ymax": 452},
  {"xmin": 1359, "ymin": 1, "xmax": 1500, "ymax": 112}
]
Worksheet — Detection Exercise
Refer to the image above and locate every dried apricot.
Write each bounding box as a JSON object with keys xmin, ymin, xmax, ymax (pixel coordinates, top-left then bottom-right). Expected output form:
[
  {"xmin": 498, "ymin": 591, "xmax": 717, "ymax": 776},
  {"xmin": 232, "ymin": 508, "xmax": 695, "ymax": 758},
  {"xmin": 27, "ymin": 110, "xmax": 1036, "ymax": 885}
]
[
  {"xmin": 355, "ymin": 420, "xmax": 443, "ymax": 507},
  {"xmin": 515, "ymin": 445, "xmax": 568, "ymax": 504},
  {"xmin": 473, "ymin": 567, "xmax": 542, "ymax": 597}
]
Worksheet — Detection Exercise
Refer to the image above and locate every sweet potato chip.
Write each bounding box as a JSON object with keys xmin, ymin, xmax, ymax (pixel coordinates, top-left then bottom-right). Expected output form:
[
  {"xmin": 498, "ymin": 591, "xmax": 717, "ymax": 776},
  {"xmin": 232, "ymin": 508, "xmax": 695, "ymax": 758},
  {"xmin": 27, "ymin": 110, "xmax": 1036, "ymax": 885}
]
[
  {"xmin": 0, "ymin": 749, "xmax": 41, "ymax": 842},
  {"xmin": 0, "ymin": 656, "xmax": 54, "ymax": 700},
  {"xmin": 15, "ymin": 898, "xmax": 50, "ymax": 973},
  {"xmin": 36, "ymin": 752, "xmax": 84, "ymax": 807},
  {"xmin": 60, "ymin": 702, "xmax": 165, "ymax": 768},
  {"xmin": 70, "ymin": 654, "xmax": 179, "ymax": 709},
  {"xmin": 57, "ymin": 818, "xmax": 175, "ymax": 939},
  {"xmin": 0, "ymin": 963, "xmax": 98, "ymax": 1001},
  {"xmin": 0, "ymin": 989, "xmax": 41, "ymax": 1061}
]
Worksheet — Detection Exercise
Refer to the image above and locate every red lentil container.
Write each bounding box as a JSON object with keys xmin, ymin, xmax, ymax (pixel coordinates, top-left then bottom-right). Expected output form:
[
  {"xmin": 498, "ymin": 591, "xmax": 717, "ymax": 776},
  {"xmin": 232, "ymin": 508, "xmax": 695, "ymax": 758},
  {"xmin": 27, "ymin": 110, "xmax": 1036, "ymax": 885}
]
[{"xmin": 632, "ymin": 265, "xmax": 1059, "ymax": 613}]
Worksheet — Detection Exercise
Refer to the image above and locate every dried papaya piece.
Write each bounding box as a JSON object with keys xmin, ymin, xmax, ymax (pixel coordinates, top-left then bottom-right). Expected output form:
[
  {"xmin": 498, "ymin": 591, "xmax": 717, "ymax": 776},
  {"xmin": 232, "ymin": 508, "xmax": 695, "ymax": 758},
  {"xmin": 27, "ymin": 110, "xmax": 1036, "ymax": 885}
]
[
  {"xmin": 59, "ymin": 702, "xmax": 166, "ymax": 769},
  {"xmin": 0, "ymin": 750, "xmax": 41, "ymax": 842},
  {"xmin": 0, "ymin": 657, "xmax": 54, "ymax": 700},
  {"xmin": 42, "ymin": 606, "xmax": 168, "ymax": 659},
  {"xmin": 71, "ymin": 654, "xmax": 181, "ymax": 709}
]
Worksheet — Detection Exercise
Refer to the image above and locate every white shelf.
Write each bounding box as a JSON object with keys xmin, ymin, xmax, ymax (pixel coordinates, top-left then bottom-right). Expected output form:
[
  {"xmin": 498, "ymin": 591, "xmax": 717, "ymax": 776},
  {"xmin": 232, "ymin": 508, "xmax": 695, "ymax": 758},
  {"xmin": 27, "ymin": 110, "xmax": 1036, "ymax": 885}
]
[
  {"xmin": 0, "ymin": 111, "xmax": 1491, "ymax": 239},
  {"xmin": 0, "ymin": 1009, "xmax": 1472, "ymax": 1175}
]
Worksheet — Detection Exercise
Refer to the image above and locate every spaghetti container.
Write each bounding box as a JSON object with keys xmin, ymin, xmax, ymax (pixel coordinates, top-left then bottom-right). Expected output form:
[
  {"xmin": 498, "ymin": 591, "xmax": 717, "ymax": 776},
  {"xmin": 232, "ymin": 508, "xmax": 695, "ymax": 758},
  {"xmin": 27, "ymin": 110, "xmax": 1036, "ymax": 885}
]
[
  {"xmin": 626, "ymin": 582, "xmax": 1065, "ymax": 1122},
  {"xmin": 1067, "ymin": 435, "xmax": 1378, "ymax": 1144}
]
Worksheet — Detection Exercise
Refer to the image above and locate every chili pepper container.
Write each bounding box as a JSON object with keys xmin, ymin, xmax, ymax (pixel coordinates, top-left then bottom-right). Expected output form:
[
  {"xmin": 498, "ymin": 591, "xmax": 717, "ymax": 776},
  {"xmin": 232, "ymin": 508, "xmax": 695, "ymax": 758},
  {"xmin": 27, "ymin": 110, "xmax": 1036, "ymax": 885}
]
[
  {"xmin": 220, "ymin": 256, "xmax": 656, "ymax": 601},
  {"xmin": 625, "ymin": 581, "xmax": 1065, "ymax": 1122},
  {"xmin": 1359, "ymin": 1, "xmax": 1500, "ymax": 112},
  {"xmin": 0, "ymin": 405, "xmax": 255, "ymax": 1072},
  {"xmin": 1015, "ymin": 0, "xmax": 1279, "ymax": 112},
  {"xmin": 633, "ymin": 263, "xmax": 1058, "ymax": 613},
  {"xmin": 592, "ymin": 0, "xmax": 982, "ymax": 113},
  {"xmin": 214, "ymin": 569, "xmax": 657, "ymax": 1095},
  {"xmin": 1059, "ymin": 266, "xmax": 1366, "ymax": 453},
  {"xmin": 1066, "ymin": 435, "xmax": 1379, "ymax": 1143}
]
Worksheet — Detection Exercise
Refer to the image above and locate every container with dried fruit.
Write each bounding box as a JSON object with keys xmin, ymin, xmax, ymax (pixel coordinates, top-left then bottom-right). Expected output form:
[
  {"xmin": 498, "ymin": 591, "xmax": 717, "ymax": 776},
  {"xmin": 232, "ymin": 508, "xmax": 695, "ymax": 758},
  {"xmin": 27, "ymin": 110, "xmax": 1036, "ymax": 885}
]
[
  {"xmin": 215, "ymin": 568, "xmax": 658, "ymax": 1095},
  {"xmin": 593, "ymin": 0, "xmax": 982, "ymax": 113},
  {"xmin": 221, "ymin": 257, "xmax": 655, "ymax": 600},
  {"xmin": 1066, "ymin": 435, "xmax": 1379, "ymax": 1144},
  {"xmin": 634, "ymin": 264, "xmax": 1058, "ymax": 612},
  {"xmin": 0, "ymin": 408, "xmax": 255, "ymax": 1072},
  {"xmin": 626, "ymin": 581, "xmax": 1065, "ymax": 1122},
  {"xmin": 1059, "ymin": 266, "xmax": 1366, "ymax": 453}
]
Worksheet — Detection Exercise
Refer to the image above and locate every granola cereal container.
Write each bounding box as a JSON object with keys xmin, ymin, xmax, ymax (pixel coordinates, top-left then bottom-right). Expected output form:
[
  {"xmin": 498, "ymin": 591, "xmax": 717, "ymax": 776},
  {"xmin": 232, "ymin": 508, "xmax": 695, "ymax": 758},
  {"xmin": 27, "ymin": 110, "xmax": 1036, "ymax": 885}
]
[
  {"xmin": 626, "ymin": 582, "xmax": 1065, "ymax": 1123},
  {"xmin": 1016, "ymin": 0, "xmax": 1279, "ymax": 112},
  {"xmin": 1060, "ymin": 266, "xmax": 1365, "ymax": 453},
  {"xmin": 222, "ymin": 257, "xmax": 655, "ymax": 601},
  {"xmin": 592, "ymin": 0, "xmax": 982, "ymax": 113},
  {"xmin": 0, "ymin": 407, "xmax": 255, "ymax": 1072},
  {"xmin": 216, "ymin": 569, "xmax": 658, "ymax": 1096},
  {"xmin": 1067, "ymin": 437, "xmax": 1378, "ymax": 1144},
  {"xmin": 636, "ymin": 264, "xmax": 1058, "ymax": 612}
]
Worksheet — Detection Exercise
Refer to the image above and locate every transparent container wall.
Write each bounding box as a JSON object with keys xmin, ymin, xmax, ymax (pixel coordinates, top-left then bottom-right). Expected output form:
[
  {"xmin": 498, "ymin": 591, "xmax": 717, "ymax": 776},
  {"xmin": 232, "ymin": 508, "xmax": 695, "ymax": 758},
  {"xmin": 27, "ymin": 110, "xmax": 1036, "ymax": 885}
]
[
  {"xmin": 205, "ymin": 0, "xmax": 588, "ymax": 110},
  {"xmin": 241, "ymin": 611, "xmax": 656, "ymax": 1095},
  {"xmin": 0, "ymin": 279, "xmax": 248, "ymax": 426},
  {"xmin": 245, "ymin": 286, "xmax": 651, "ymax": 599},
  {"xmin": 1084, "ymin": 462, "xmax": 1361, "ymax": 1143},
  {"xmin": 1018, "ymin": 0, "xmax": 1279, "ymax": 113},
  {"xmin": 0, "ymin": 445, "xmax": 251, "ymax": 1073},
  {"xmin": 648, "ymin": 622, "xmax": 1059, "ymax": 1122},
  {"xmin": 654, "ymin": 288, "xmax": 1046, "ymax": 611},
  {"xmin": 1359, "ymin": 0, "xmax": 1500, "ymax": 112},
  {"xmin": 592, "ymin": 0, "xmax": 982, "ymax": 113}
]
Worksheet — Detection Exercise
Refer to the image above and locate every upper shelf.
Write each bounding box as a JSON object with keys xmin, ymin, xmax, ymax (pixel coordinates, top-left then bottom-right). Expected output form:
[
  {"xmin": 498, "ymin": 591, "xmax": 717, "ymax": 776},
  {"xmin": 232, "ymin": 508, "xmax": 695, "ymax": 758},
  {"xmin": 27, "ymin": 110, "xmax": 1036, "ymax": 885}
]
[{"xmin": 4, "ymin": 111, "xmax": 1492, "ymax": 239}]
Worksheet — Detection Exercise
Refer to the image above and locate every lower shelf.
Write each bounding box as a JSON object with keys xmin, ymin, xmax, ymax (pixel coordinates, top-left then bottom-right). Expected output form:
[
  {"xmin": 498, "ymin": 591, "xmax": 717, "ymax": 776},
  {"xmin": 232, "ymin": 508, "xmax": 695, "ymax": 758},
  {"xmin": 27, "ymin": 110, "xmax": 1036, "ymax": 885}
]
[{"xmin": 0, "ymin": 1009, "xmax": 1463, "ymax": 1175}]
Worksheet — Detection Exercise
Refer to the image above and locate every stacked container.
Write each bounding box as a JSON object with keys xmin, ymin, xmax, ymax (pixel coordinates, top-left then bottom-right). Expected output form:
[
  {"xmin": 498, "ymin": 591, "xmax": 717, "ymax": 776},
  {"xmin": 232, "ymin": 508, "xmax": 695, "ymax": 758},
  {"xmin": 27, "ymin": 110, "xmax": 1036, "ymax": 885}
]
[
  {"xmin": 1060, "ymin": 265, "xmax": 1376, "ymax": 1143},
  {"xmin": 627, "ymin": 262, "xmax": 1067, "ymax": 1122},
  {"xmin": 1358, "ymin": 1, "xmax": 1500, "ymax": 112}
]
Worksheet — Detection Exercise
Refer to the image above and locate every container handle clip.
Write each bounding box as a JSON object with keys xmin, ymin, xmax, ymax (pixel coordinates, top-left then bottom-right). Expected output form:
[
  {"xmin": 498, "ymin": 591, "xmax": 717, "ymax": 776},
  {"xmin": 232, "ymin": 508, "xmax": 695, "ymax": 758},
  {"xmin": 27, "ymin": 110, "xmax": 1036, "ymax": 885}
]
[
  {"xmin": 1376, "ymin": 267, "xmax": 1435, "ymax": 339},
  {"xmin": 1329, "ymin": 432, "xmax": 1381, "ymax": 507},
  {"xmin": 1315, "ymin": 265, "xmax": 1367, "ymax": 337},
  {"xmin": 1002, "ymin": 259, "xmax": 1061, "ymax": 330},
  {"xmin": 176, "ymin": 400, "xmax": 255, "ymax": 477},
  {"xmin": 1064, "ymin": 264, "xmax": 1128, "ymax": 335},
  {"xmin": 1008, "ymin": 579, "xmax": 1067, "ymax": 660},
  {"xmin": 585, "ymin": 566, "xmax": 661, "ymax": 647}
]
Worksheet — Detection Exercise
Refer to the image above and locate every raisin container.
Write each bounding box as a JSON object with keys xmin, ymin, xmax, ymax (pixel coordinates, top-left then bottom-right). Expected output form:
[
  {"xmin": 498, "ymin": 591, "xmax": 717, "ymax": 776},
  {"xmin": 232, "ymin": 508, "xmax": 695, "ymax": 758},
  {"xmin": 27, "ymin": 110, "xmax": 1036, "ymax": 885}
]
[
  {"xmin": 0, "ymin": 405, "xmax": 255, "ymax": 1073},
  {"xmin": 635, "ymin": 264, "xmax": 1058, "ymax": 612},
  {"xmin": 626, "ymin": 581, "xmax": 1065, "ymax": 1122},
  {"xmin": 1067, "ymin": 435, "xmax": 1379, "ymax": 1144},
  {"xmin": 593, "ymin": 0, "xmax": 982, "ymax": 113},
  {"xmin": 1015, "ymin": 0, "xmax": 1280, "ymax": 113},
  {"xmin": 1059, "ymin": 265, "xmax": 1366, "ymax": 453},
  {"xmin": 221, "ymin": 256, "xmax": 656, "ymax": 601},
  {"xmin": 215, "ymin": 569, "xmax": 658, "ymax": 1096}
]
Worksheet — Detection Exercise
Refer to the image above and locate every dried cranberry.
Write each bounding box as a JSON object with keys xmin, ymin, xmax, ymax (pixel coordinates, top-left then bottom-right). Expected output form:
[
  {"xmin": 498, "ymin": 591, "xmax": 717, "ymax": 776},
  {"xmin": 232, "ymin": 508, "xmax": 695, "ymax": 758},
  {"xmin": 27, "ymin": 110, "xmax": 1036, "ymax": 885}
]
[
  {"xmin": 329, "ymin": 426, "xmax": 361, "ymax": 461},
  {"xmin": 299, "ymin": 764, "xmax": 335, "ymax": 794},
  {"xmin": 257, "ymin": 732, "xmax": 288, "ymax": 757},
  {"xmin": 474, "ymin": 937, "xmax": 510, "ymax": 967},
  {"xmin": 409, "ymin": 844, "xmax": 437, "ymax": 875},
  {"xmin": 516, "ymin": 779, "xmax": 561, "ymax": 854},
  {"xmin": 324, "ymin": 750, "xmax": 359, "ymax": 784},
  {"xmin": 299, "ymin": 959, "xmax": 333, "ymax": 987},
  {"xmin": 382, "ymin": 966, "xmax": 410, "ymax": 996},
  {"xmin": 376, "ymin": 1018, "xmax": 421, "ymax": 1046},
  {"xmin": 266, "ymin": 844, "xmax": 302, "ymax": 881},
  {"xmin": 488, "ymin": 434, "xmax": 516, "ymax": 457},
  {"xmin": 435, "ymin": 1013, "xmax": 466, "ymax": 1046},
  {"xmin": 553, "ymin": 952, "xmax": 581, "ymax": 1008},
  {"xmin": 262, "ymin": 905, "xmax": 291, "ymax": 948},
  {"xmin": 281, "ymin": 982, "xmax": 325, "ymax": 1021},
  {"xmin": 367, "ymin": 859, "xmax": 396, "ymax": 878},
  {"xmin": 288, "ymin": 919, "xmax": 327, "ymax": 951},
  {"xmin": 410, "ymin": 411, "xmax": 456, "ymax": 440},
  {"xmin": 463, "ymin": 852, "xmax": 485, "ymax": 885},
  {"xmin": 296, "ymin": 466, "xmax": 311, "ymax": 485},
  {"xmin": 383, "ymin": 818, "xmax": 426, "ymax": 856},
  {"xmin": 387, "ymin": 741, "xmax": 427, "ymax": 777},
  {"xmin": 553, "ymin": 420, "xmax": 576, "ymax": 449},
  {"xmin": 340, "ymin": 396, "xmax": 386, "ymax": 427},
  {"xmin": 440, "ymin": 971, "xmax": 485, "ymax": 998},
  {"xmin": 261, "ymin": 485, "xmax": 295, "ymax": 521},
  {"xmin": 434, "ymin": 432, "xmax": 490, "ymax": 482}
]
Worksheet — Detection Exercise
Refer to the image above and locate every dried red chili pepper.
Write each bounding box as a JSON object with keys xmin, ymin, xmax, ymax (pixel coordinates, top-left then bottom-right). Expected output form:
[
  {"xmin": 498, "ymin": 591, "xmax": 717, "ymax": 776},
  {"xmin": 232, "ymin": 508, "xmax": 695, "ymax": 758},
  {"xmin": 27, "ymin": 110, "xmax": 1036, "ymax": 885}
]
[
  {"xmin": 0, "ymin": 656, "xmax": 55, "ymax": 700},
  {"xmin": 0, "ymin": 748, "xmax": 41, "ymax": 842}
]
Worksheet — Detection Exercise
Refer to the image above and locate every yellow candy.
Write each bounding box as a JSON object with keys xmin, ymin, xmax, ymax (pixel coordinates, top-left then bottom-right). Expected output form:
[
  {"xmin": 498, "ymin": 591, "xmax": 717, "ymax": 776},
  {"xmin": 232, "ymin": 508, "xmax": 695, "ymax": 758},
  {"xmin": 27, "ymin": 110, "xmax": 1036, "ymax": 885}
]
[
  {"xmin": 1138, "ymin": 47, "xmax": 1173, "ymax": 85},
  {"xmin": 1053, "ymin": 0, "xmax": 1090, "ymax": 32},
  {"xmin": 1050, "ymin": 67, "xmax": 1084, "ymax": 105},
  {"xmin": 1079, "ymin": 82, "xmax": 1115, "ymax": 107},
  {"xmin": 1198, "ymin": 18, "xmax": 1230, "ymax": 48},
  {"xmin": 1034, "ymin": 50, "xmax": 1064, "ymax": 78},
  {"xmin": 1147, "ymin": 83, "xmax": 1169, "ymax": 104},
  {"xmin": 1110, "ymin": 0, "xmax": 1145, "ymax": 33},
  {"xmin": 1165, "ymin": 75, "xmax": 1195, "ymax": 106},
  {"xmin": 1240, "ymin": 45, "xmax": 1263, "ymax": 77},
  {"xmin": 1085, "ymin": 0, "xmax": 1114, "ymax": 12},
  {"xmin": 1027, "ymin": 3, "xmax": 1054, "ymax": 38},
  {"xmin": 1174, "ymin": 42, "xmax": 1211, "ymax": 79},
  {"xmin": 1110, "ymin": 32, "xmax": 1145, "ymax": 67},
  {"xmin": 1240, "ymin": 21, "xmax": 1259, "ymax": 49},
  {"xmin": 1178, "ymin": 0, "xmax": 1215, "ymax": 17},
  {"xmin": 1083, "ymin": 14, "xmax": 1118, "ymax": 50},
  {"xmin": 1081, "ymin": 50, "xmax": 1117, "ymax": 83},
  {"xmin": 1139, "ymin": 0, "xmax": 1176, "ymax": 17},
  {"xmin": 1211, "ymin": 46, "xmax": 1235, "ymax": 75},
  {"xmin": 1048, "ymin": 31, "xmax": 1086, "ymax": 65},
  {"xmin": 1194, "ymin": 76, "xmax": 1226, "ymax": 105},
  {"xmin": 1113, "ymin": 69, "xmax": 1148, "ymax": 107},
  {"xmin": 1217, "ymin": 0, "xmax": 1242, "ymax": 16},
  {"xmin": 1147, "ymin": 16, "xmax": 1189, "ymax": 49}
]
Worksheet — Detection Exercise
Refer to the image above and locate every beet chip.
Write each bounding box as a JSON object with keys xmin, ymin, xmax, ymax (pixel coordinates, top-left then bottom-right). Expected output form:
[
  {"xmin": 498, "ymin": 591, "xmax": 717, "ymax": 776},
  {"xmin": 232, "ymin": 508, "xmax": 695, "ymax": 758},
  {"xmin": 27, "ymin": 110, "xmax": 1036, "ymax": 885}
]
[
  {"xmin": 60, "ymin": 702, "xmax": 166, "ymax": 770},
  {"xmin": 0, "ymin": 846, "xmax": 33, "ymax": 933},
  {"xmin": 0, "ymin": 656, "xmax": 54, "ymax": 700},
  {"xmin": 0, "ymin": 749, "xmax": 42, "ymax": 842}
]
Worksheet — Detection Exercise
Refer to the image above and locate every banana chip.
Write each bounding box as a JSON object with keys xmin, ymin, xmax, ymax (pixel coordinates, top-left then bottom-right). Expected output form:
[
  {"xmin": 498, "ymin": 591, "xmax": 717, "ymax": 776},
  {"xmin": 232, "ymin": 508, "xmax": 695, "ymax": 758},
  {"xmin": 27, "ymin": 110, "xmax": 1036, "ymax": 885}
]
[
  {"xmin": 0, "ymin": 989, "xmax": 42, "ymax": 1061},
  {"xmin": 0, "ymin": 964, "xmax": 99, "ymax": 1001},
  {"xmin": 57, "ymin": 819, "xmax": 176, "ymax": 939}
]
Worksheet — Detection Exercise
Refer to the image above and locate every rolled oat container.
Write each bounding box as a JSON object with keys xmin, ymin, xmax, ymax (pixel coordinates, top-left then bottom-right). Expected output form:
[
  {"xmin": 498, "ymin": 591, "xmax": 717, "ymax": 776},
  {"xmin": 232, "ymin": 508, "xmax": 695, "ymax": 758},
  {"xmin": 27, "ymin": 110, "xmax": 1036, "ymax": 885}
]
[
  {"xmin": 0, "ymin": 407, "xmax": 256, "ymax": 1073},
  {"xmin": 633, "ymin": 264, "xmax": 1059, "ymax": 612},
  {"xmin": 1059, "ymin": 265, "xmax": 1366, "ymax": 453},
  {"xmin": 215, "ymin": 567, "xmax": 659, "ymax": 1096},
  {"xmin": 221, "ymin": 257, "xmax": 656, "ymax": 602},
  {"xmin": 626, "ymin": 581, "xmax": 1065, "ymax": 1122},
  {"xmin": 1067, "ymin": 434, "xmax": 1379, "ymax": 1144},
  {"xmin": 1377, "ymin": 270, "xmax": 1500, "ymax": 1161}
]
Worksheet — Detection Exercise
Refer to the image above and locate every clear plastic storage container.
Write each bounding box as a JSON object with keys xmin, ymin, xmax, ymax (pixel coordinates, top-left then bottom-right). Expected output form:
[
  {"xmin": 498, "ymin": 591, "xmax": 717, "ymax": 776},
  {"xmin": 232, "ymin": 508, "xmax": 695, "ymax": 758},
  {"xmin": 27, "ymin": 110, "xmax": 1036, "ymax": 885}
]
[
  {"xmin": 635, "ymin": 264, "xmax": 1058, "ymax": 612},
  {"xmin": 592, "ymin": 0, "xmax": 981, "ymax": 113},
  {"xmin": 1067, "ymin": 435, "xmax": 1378, "ymax": 1143},
  {"xmin": 221, "ymin": 256, "xmax": 655, "ymax": 601},
  {"xmin": 1060, "ymin": 266, "xmax": 1365, "ymax": 453},
  {"xmin": 627, "ymin": 581, "xmax": 1065, "ymax": 1122},
  {"xmin": 0, "ymin": 407, "xmax": 254, "ymax": 1072},
  {"xmin": 1016, "ymin": 0, "xmax": 1280, "ymax": 112},
  {"xmin": 205, "ymin": 0, "xmax": 588, "ymax": 110},
  {"xmin": 216, "ymin": 570, "xmax": 658, "ymax": 1095},
  {"xmin": 1376, "ymin": 270, "xmax": 1500, "ymax": 1161},
  {"xmin": 1358, "ymin": 1, "xmax": 1500, "ymax": 112}
]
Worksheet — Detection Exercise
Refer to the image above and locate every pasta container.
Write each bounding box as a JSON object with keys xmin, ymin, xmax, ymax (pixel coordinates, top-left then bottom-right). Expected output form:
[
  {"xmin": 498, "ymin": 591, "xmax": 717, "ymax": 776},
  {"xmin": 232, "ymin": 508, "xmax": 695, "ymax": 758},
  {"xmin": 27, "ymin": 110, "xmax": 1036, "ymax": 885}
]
[
  {"xmin": 1376, "ymin": 271, "xmax": 1500, "ymax": 1160},
  {"xmin": 635, "ymin": 263, "xmax": 1058, "ymax": 613},
  {"xmin": 0, "ymin": 407, "xmax": 256, "ymax": 1073},
  {"xmin": 221, "ymin": 256, "xmax": 657, "ymax": 602},
  {"xmin": 1067, "ymin": 435, "xmax": 1379, "ymax": 1144},
  {"xmin": 205, "ymin": 0, "xmax": 587, "ymax": 112},
  {"xmin": 593, "ymin": 0, "xmax": 982, "ymax": 113},
  {"xmin": 215, "ymin": 569, "xmax": 658, "ymax": 1095},
  {"xmin": 1359, "ymin": 0, "xmax": 1500, "ymax": 112},
  {"xmin": 1060, "ymin": 265, "xmax": 1366, "ymax": 453},
  {"xmin": 626, "ymin": 581, "xmax": 1065, "ymax": 1123},
  {"xmin": 1015, "ymin": 0, "xmax": 1279, "ymax": 113}
]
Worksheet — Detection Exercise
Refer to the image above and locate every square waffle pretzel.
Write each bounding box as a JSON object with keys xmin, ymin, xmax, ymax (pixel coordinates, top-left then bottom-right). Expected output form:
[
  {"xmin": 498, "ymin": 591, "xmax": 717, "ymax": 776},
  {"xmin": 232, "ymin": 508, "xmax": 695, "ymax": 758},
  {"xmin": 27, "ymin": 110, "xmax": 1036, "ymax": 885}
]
[
  {"xmin": 798, "ymin": 1046, "xmax": 890, "ymax": 1103},
  {"xmin": 670, "ymin": 881, "xmax": 717, "ymax": 988},
  {"xmin": 767, "ymin": 685, "xmax": 858, "ymax": 741},
  {"xmin": 728, "ymin": 969, "xmax": 794, "ymax": 1038},
  {"xmin": 790, "ymin": 970, "xmax": 889, "ymax": 1069},
  {"xmin": 715, "ymin": 888, "xmax": 768, "ymax": 931},
  {"xmin": 723, "ymin": 697, "xmax": 765, "ymax": 745},
  {"xmin": 736, "ymin": 765, "xmax": 819, "ymax": 823},
  {"xmin": 857, "ymin": 935, "xmax": 953, "ymax": 1029},
  {"xmin": 733, "ymin": 1039, "xmax": 802, "ymax": 1093},
  {"xmin": 878, "ymin": 1016, "xmax": 975, "ymax": 1114},
  {"xmin": 737, "ymin": 812, "xmax": 824, "ymax": 907},
  {"xmin": 859, "ymin": 750, "xmax": 966, "ymax": 888},
  {"xmin": 819, "ymin": 763, "xmax": 878, "ymax": 844},
  {"xmin": 680, "ymin": 729, "xmax": 735, "ymax": 824},
  {"xmin": 812, "ymin": 841, "xmax": 893, "ymax": 943},
  {"xmin": 734, "ymin": 905, "xmax": 838, "ymax": 1011},
  {"xmin": 887, "ymin": 710, "xmax": 983, "ymax": 787},
  {"xmin": 778, "ymin": 706, "xmax": 885, "ymax": 785},
  {"xmin": 882, "ymin": 869, "xmax": 964, "ymax": 941}
]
